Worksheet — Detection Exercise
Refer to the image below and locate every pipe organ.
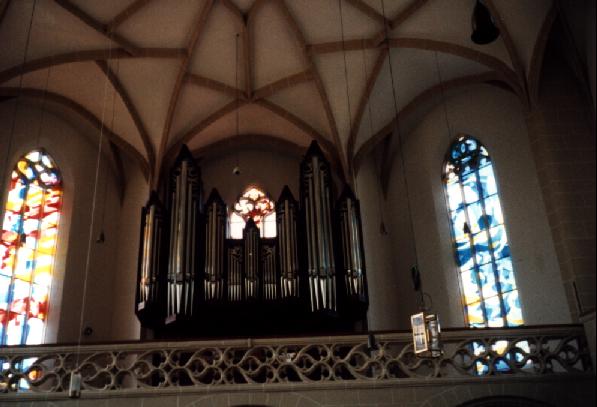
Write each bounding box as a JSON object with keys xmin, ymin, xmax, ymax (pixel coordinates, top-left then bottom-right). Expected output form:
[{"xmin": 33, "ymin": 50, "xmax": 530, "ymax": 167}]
[{"xmin": 136, "ymin": 141, "xmax": 368, "ymax": 337}]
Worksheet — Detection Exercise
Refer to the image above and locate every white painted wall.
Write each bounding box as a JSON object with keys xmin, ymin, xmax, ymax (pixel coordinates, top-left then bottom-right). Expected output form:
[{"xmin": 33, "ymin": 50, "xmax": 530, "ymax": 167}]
[
  {"xmin": 364, "ymin": 84, "xmax": 572, "ymax": 329},
  {"xmin": 0, "ymin": 82, "xmax": 574, "ymax": 344},
  {"xmin": 0, "ymin": 101, "xmax": 145, "ymax": 343},
  {"xmin": 199, "ymin": 147, "xmax": 302, "ymax": 210}
]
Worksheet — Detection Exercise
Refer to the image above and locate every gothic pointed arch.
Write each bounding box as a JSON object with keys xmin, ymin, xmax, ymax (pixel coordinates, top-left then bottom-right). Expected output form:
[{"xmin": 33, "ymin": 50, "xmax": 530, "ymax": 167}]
[
  {"xmin": 1, "ymin": 150, "xmax": 62, "ymax": 345},
  {"xmin": 443, "ymin": 136, "xmax": 523, "ymax": 328},
  {"xmin": 229, "ymin": 186, "xmax": 276, "ymax": 239}
]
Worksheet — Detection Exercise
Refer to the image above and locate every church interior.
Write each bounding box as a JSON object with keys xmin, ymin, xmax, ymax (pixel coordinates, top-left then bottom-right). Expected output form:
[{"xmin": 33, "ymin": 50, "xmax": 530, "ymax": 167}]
[{"xmin": 0, "ymin": 0, "xmax": 595, "ymax": 406}]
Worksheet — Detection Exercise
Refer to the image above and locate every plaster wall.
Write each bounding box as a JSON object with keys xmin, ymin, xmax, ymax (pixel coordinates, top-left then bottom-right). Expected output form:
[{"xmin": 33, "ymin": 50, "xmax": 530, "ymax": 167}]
[
  {"xmin": 1, "ymin": 377, "xmax": 594, "ymax": 407},
  {"xmin": 0, "ymin": 101, "xmax": 139, "ymax": 343},
  {"xmin": 198, "ymin": 147, "xmax": 302, "ymax": 212},
  {"xmin": 109, "ymin": 158, "xmax": 147, "ymax": 341},
  {"xmin": 361, "ymin": 85, "xmax": 571, "ymax": 329}
]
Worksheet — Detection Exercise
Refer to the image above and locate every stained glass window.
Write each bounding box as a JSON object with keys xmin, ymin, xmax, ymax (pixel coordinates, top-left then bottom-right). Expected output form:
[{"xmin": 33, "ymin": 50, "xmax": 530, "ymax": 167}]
[
  {"xmin": 1, "ymin": 150, "xmax": 62, "ymax": 345},
  {"xmin": 443, "ymin": 136, "xmax": 523, "ymax": 329},
  {"xmin": 229, "ymin": 187, "xmax": 276, "ymax": 239}
]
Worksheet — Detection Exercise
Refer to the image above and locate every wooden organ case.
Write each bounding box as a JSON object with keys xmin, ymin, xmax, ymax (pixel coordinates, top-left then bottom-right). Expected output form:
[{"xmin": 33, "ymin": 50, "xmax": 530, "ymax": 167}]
[{"xmin": 136, "ymin": 142, "xmax": 368, "ymax": 338}]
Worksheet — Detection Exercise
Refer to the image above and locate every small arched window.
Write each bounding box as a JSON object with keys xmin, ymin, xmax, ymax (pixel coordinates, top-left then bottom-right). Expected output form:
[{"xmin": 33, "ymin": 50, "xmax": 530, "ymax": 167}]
[
  {"xmin": 443, "ymin": 136, "xmax": 523, "ymax": 328},
  {"xmin": 229, "ymin": 187, "xmax": 276, "ymax": 239},
  {"xmin": 0, "ymin": 150, "xmax": 62, "ymax": 345}
]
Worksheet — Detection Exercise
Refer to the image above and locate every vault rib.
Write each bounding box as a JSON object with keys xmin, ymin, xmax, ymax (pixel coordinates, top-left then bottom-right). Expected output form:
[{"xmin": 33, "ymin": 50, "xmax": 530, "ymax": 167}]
[
  {"xmin": 0, "ymin": 86, "xmax": 150, "ymax": 178},
  {"xmin": 54, "ymin": 0, "xmax": 140, "ymax": 55},
  {"xmin": 353, "ymin": 72, "xmax": 509, "ymax": 173},
  {"xmin": 485, "ymin": 1, "xmax": 527, "ymax": 100},
  {"xmin": 274, "ymin": 0, "xmax": 347, "ymax": 179},
  {"xmin": 96, "ymin": 60, "xmax": 156, "ymax": 178},
  {"xmin": 185, "ymin": 72, "xmax": 246, "ymax": 100},
  {"xmin": 107, "ymin": 0, "xmax": 153, "ymax": 32},
  {"xmin": 0, "ymin": 48, "xmax": 186, "ymax": 85},
  {"xmin": 158, "ymin": 0, "xmax": 215, "ymax": 187},
  {"xmin": 344, "ymin": 0, "xmax": 388, "ymax": 25}
]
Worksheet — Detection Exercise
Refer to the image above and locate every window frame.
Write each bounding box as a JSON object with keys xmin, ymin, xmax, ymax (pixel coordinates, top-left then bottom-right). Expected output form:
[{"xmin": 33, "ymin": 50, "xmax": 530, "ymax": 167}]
[
  {"xmin": 0, "ymin": 149, "xmax": 63, "ymax": 345},
  {"xmin": 442, "ymin": 135, "xmax": 523, "ymax": 329},
  {"xmin": 228, "ymin": 186, "xmax": 276, "ymax": 239}
]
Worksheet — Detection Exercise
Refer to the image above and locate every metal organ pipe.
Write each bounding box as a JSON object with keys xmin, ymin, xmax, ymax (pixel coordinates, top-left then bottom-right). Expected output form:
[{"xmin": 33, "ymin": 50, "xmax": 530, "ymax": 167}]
[
  {"xmin": 244, "ymin": 219, "xmax": 260, "ymax": 300},
  {"xmin": 136, "ymin": 191, "xmax": 165, "ymax": 323},
  {"xmin": 166, "ymin": 147, "xmax": 201, "ymax": 322},
  {"xmin": 337, "ymin": 186, "xmax": 367, "ymax": 303},
  {"xmin": 301, "ymin": 141, "xmax": 337, "ymax": 312},
  {"xmin": 277, "ymin": 186, "xmax": 299, "ymax": 299},
  {"xmin": 204, "ymin": 189, "xmax": 226, "ymax": 302},
  {"xmin": 227, "ymin": 244, "xmax": 243, "ymax": 302}
]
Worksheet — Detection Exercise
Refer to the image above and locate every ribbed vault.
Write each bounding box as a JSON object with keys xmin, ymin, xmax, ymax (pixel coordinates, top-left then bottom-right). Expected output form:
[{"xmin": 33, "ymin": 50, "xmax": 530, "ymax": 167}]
[{"xmin": 0, "ymin": 0, "xmax": 555, "ymax": 185}]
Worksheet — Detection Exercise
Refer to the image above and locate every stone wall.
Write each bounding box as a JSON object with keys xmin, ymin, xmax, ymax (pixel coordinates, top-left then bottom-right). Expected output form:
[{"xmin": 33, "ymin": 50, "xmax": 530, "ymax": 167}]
[{"xmin": 2, "ymin": 377, "xmax": 595, "ymax": 407}]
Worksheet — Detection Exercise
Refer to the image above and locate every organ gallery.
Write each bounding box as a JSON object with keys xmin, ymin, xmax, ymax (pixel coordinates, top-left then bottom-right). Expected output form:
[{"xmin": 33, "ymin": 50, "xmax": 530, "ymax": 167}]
[{"xmin": 135, "ymin": 141, "xmax": 368, "ymax": 338}]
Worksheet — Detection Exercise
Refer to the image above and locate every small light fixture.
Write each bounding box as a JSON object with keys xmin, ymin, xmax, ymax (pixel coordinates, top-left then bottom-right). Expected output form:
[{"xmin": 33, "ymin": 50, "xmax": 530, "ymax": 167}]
[
  {"xmin": 410, "ymin": 265, "xmax": 443, "ymax": 358},
  {"xmin": 96, "ymin": 231, "xmax": 105, "ymax": 244},
  {"xmin": 471, "ymin": 0, "xmax": 500, "ymax": 45},
  {"xmin": 410, "ymin": 312, "xmax": 443, "ymax": 358},
  {"xmin": 68, "ymin": 371, "xmax": 82, "ymax": 398}
]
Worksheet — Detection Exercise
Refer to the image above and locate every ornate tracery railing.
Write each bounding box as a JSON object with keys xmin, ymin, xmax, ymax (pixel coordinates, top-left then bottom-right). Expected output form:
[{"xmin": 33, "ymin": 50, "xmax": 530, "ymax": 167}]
[{"xmin": 0, "ymin": 325, "xmax": 591, "ymax": 395}]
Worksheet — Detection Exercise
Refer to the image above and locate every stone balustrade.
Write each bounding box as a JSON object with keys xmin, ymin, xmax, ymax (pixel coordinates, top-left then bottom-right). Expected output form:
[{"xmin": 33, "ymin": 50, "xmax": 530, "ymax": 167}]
[{"xmin": 0, "ymin": 325, "xmax": 592, "ymax": 404}]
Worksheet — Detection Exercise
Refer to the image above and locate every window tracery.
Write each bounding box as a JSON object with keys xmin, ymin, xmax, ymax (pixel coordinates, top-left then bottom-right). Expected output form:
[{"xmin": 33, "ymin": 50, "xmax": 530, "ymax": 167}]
[
  {"xmin": 229, "ymin": 187, "xmax": 276, "ymax": 239},
  {"xmin": 443, "ymin": 136, "xmax": 523, "ymax": 328},
  {"xmin": 0, "ymin": 150, "xmax": 62, "ymax": 345}
]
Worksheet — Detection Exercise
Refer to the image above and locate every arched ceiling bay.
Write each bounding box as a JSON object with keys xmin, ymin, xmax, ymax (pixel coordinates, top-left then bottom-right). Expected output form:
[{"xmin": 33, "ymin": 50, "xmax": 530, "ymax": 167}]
[{"xmin": 0, "ymin": 0, "xmax": 555, "ymax": 183}]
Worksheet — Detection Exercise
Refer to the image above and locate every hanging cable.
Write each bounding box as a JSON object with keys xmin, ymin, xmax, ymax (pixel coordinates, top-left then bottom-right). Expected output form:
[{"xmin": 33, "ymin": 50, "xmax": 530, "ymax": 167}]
[
  {"xmin": 1, "ymin": 0, "xmax": 38, "ymax": 188},
  {"xmin": 98, "ymin": 59, "xmax": 121, "ymax": 244},
  {"xmin": 433, "ymin": 51, "xmax": 453, "ymax": 143},
  {"xmin": 379, "ymin": 0, "xmax": 422, "ymax": 271},
  {"xmin": 75, "ymin": 32, "xmax": 116, "ymax": 369},
  {"xmin": 361, "ymin": 46, "xmax": 387, "ymax": 234},
  {"xmin": 34, "ymin": 65, "xmax": 52, "ymax": 148},
  {"xmin": 338, "ymin": 0, "xmax": 355, "ymax": 185},
  {"xmin": 233, "ymin": 33, "xmax": 241, "ymax": 177}
]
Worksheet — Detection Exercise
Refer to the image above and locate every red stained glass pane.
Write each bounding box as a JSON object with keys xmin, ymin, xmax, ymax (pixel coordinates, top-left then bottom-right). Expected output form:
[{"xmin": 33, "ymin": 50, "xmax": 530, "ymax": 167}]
[
  {"xmin": 231, "ymin": 187, "xmax": 276, "ymax": 238},
  {"xmin": 1, "ymin": 244, "xmax": 16, "ymax": 276},
  {"xmin": 6, "ymin": 313, "xmax": 25, "ymax": 345},
  {"xmin": 0, "ymin": 275, "xmax": 10, "ymax": 308}
]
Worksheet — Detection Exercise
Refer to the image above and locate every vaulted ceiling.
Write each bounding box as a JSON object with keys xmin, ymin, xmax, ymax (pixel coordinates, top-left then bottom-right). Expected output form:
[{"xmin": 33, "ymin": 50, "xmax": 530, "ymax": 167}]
[{"xmin": 0, "ymin": 0, "xmax": 555, "ymax": 184}]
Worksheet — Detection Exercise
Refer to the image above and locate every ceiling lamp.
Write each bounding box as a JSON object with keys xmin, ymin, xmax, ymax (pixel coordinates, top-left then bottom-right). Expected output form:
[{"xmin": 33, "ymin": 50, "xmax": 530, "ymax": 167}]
[{"xmin": 471, "ymin": 0, "xmax": 500, "ymax": 45}]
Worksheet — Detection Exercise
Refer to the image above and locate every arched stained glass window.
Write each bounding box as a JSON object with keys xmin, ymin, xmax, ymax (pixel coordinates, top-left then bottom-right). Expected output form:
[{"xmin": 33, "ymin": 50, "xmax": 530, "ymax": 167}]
[
  {"xmin": 0, "ymin": 150, "xmax": 62, "ymax": 345},
  {"xmin": 443, "ymin": 136, "xmax": 523, "ymax": 328},
  {"xmin": 229, "ymin": 187, "xmax": 276, "ymax": 239}
]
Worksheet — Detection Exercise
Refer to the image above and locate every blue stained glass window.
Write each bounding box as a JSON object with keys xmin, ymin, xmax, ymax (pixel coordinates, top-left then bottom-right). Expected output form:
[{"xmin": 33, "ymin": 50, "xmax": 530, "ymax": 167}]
[{"xmin": 443, "ymin": 136, "xmax": 523, "ymax": 328}]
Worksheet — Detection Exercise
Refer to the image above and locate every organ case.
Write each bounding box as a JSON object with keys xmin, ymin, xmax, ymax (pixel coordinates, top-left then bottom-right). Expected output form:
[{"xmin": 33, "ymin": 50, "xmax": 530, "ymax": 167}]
[{"xmin": 136, "ymin": 141, "xmax": 369, "ymax": 337}]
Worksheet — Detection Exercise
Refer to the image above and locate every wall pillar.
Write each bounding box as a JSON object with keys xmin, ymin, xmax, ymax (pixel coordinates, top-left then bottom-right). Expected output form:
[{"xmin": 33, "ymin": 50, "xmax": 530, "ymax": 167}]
[{"xmin": 525, "ymin": 54, "xmax": 596, "ymax": 321}]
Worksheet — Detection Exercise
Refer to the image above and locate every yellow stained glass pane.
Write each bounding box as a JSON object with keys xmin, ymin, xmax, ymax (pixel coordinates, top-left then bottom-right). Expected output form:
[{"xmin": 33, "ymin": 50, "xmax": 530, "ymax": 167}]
[
  {"xmin": 37, "ymin": 228, "xmax": 57, "ymax": 255},
  {"xmin": 25, "ymin": 185, "xmax": 43, "ymax": 210},
  {"xmin": 14, "ymin": 247, "xmax": 34, "ymax": 281},
  {"xmin": 41, "ymin": 212, "xmax": 59, "ymax": 228},
  {"xmin": 6, "ymin": 181, "xmax": 25, "ymax": 212},
  {"xmin": 32, "ymin": 255, "xmax": 53, "ymax": 286}
]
